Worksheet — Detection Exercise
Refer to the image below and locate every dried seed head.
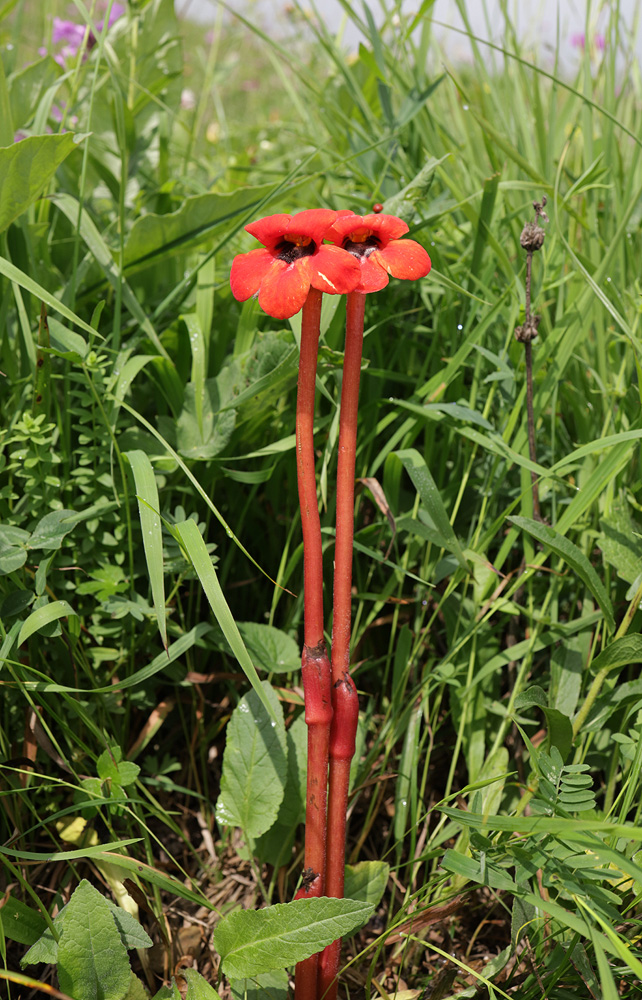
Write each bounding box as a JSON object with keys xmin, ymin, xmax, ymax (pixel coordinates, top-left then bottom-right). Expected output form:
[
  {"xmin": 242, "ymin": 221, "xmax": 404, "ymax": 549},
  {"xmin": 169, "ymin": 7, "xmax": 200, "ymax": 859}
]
[
  {"xmin": 520, "ymin": 222, "xmax": 546, "ymax": 253},
  {"xmin": 515, "ymin": 315, "xmax": 541, "ymax": 343}
]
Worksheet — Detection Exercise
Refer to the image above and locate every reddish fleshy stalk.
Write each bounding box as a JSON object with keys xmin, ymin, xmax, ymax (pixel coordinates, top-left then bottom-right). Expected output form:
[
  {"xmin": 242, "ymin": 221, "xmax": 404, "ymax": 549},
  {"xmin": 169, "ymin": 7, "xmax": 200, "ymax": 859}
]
[
  {"xmin": 294, "ymin": 289, "xmax": 333, "ymax": 1000},
  {"xmin": 319, "ymin": 219, "xmax": 430, "ymax": 1000},
  {"xmin": 230, "ymin": 209, "xmax": 361, "ymax": 319}
]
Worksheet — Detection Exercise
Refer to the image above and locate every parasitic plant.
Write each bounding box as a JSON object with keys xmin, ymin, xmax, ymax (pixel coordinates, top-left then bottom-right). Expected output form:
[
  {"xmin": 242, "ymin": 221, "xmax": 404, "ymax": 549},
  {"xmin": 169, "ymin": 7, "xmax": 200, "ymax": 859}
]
[{"xmin": 231, "ymin": 206, "xmax": 430, "ymax": 1000}]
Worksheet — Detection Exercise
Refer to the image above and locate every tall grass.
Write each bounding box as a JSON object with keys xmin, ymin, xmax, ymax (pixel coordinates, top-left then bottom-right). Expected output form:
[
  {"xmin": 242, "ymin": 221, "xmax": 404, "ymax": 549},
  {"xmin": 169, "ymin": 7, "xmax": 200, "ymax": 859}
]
[{"xmin": 1, "ymin": 0, "xmax": 642, "ymax": 996}]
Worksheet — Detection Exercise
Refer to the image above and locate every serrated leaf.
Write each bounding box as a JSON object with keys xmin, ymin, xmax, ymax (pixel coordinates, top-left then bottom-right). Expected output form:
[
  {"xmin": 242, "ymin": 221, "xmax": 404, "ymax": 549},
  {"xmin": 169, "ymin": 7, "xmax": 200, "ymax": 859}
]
[
  {"xmin": 56, "ymin": 881, "xmax": 132, "ymax": 1000},
  {"xmin": 97, "ymin": 746, "xmax": 124, "ymax": 781},
  {"xmin": 230, "ymin": 968, "xmax": 289, "ymax": 1000},
  {"xmin": 176, "ymin": 371, "xmax": 238, "ymax": 459},
  {"xmin": 344, "ymin": 861, "xmax": 390, "ymax": 910},
  {"xmin": 18, "ymin": 600, "xmax": 77, "ymax": 646},
  {"xmin": 215, "ymin": 682, "xmax": 287, "ymax": 839},
  {"xmin": 212, "ymin": 897, "xmax": 374, "ymax": 979},
  {"xmin": 510, "ymin": 516, "xmax": 615, "ymax": 633},
  {"xmin": 122, "ymin": 973, "xmax": 151, "ymax": 1000},
  {"xmin": 237, "ymin": 622, "xmax": 300, "ymax": 674},
  {"xmin": 152, "ymin": 984, "xmax": 181, "ymax": 1000},
  {"xmin": 182, "ymin": 969, "xmax": 220, "ymax": 999},
  {"xmin": 22, "ymin": 886, "xmax": 152, "ymax": 968}
]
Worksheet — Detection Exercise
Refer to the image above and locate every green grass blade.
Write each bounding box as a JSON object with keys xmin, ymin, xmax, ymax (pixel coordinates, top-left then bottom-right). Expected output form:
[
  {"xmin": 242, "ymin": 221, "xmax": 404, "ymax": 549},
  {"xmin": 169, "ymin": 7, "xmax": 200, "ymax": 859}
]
[
  {"xmin": 125, "ymin": 450, "xmax": 167, "ymax": 652},
  {"xmin": 173, "ymin": 518, "xmax": 277, "ymax": 722},
  {"xmin": 510, "ymin": 516, "xmax": 615, "ymax": 633},
  {"xmin": 395, "ymin": 448, "xmax": 468, "ymax": 570}
]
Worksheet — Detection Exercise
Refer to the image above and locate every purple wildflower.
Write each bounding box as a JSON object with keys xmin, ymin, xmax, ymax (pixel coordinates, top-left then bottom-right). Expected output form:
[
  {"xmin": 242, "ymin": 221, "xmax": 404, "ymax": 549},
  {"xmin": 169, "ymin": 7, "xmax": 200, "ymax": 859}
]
[{"xmin": 52, "ymin": 17, "xmax": 86, "ymax": 49}]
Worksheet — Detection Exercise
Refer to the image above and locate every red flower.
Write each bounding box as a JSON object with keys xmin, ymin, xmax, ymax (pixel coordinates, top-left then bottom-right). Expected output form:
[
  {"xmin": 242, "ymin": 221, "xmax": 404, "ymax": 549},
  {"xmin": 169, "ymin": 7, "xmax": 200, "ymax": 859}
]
[
  {"xmin": 230, "ymin": 209, "xmax": 362, "ymax": 320},
  {"xmin": 325, "ymin": 213, "xmax": 431, "ymax": 293}
]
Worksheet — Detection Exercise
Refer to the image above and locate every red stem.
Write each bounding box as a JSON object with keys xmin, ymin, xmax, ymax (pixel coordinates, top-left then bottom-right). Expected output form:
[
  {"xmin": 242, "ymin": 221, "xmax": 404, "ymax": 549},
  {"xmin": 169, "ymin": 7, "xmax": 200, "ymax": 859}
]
[
  {"xmin": 297, "ymin": 288, "xmax": 325, "ymax": 650},
  {"xmin": 295, "ymin": 288, "xmax": 332, "ymax": 1000},
  {"xmin": 318, "ymin": 291, "xmax": 365, "ymax": 1000}
]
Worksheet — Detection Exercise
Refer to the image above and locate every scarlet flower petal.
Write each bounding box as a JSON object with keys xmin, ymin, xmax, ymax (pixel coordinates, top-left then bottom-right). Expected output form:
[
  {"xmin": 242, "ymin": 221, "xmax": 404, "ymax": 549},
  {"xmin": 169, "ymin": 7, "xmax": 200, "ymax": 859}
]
[
  {"xmin": 230, "ymin": 248, "xmax": 275, "ymax": 301},
  {"xmin": 245, "ymin": 213, "xmax": 293, "ymax": 247},
  {"xmin": 325, "ymin": 214, "xmax": 368, "ymax": 244},
  {"xmin": 364, "ymin": 214, "xmax": 409, "ymax": 240},
  {"xmin": 258, "ymin": 258, "xmax": 312, "ymax": 319},
  {"xmin": 309, "ymin": 244, "xmax": 362, "ymax": 295},
  {"xmin": 379, "ymin": 239, "xmax": 432, "ymax": 280},
  {"xmin": 284, "ymin": 208, "xmax": 339, "ymax": 246},
  {"xmin": 355, "ymin": 253, "xmax": 390, "ymax": 293}
]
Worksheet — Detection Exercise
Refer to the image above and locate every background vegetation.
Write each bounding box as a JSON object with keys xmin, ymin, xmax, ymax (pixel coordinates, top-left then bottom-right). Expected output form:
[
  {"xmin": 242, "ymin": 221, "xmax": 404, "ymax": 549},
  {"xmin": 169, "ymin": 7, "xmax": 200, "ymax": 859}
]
[{"xmin": 1, "ymin": 0, "xmax": 642, "ymax": 996}]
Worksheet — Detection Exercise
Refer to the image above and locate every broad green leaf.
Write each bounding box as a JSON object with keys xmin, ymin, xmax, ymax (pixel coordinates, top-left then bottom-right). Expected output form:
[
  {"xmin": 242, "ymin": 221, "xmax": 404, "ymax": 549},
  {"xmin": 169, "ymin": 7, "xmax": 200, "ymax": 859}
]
[
  {"xmin": 0, "ymin": 524, "xmax": 30, "ymax": 574},
  {"xmin": 28, "ymin": 509, "xmax": 80, "ymax": 551},
  {"xmin": 125, "ymin": 450, "xmax": 167, "ymax": 650},
  {"xmin": 589, "ymin": 635, "xmax": 642, "ymax": 676},
  {"xmin": 215, "ymin": 682, "xmax": 287, "ymax": 839},
  {"xmin": 8, "ymin": 55, "xmax": 61, "ymax": 130},
  {"xmin": 46, "ymin": 317, "xmax": 89, "ymax": 361},
  {"xmin": 0, "ymin": 897, "xmax": 47, "ymax": 947},
  {"xmin": 344, "ymin": 861, "xmax": 390, "ymax": 910},
  {"xmin": 281, "ymin": 712, "xmax": 307, "ymax": 826},
  {"xmin": 176, "ymin": 370, "xmax": 238, "ymax": 460},
  {"xmin": 511, "ymin": 896, "xmax": 536, "ymax": 948},
  {"xmin": 97, "ymin": 746, "xmax": 141, "ymax": 788},
  {"xmin": 237, "ymin": 623, "xmax": 300, "ymax": 674},
  {"xmin": 598, "ymin": 500, "xmax": 642, "ymax": 584},
  {"xmin": 56, "ymin": 881, "xmax": 132, "ymax": 1000},
  {"xmin": 212, "ymin": 897, "xmax": 374, "ymax": 979},
  {"xmin": 152, "ymin": 984, "xmax": 181, "ymax": 1000},
  {"xmin": 122, "ymin": 974, "xmax": 151, "ymax": 1000},
  {"xmin": 509, "ymin": 516, "xmax": 615, "ymax": 633},
  {"xmin": 230, "ymin": 969, "xmax": 289, "ymax": 1000},
  {"xmin": 0, "ymin": 57, "xmax": 13, "ymax": 146},
  {"xmin": 514, "ymin": 687, "xmax": 574, "ymax": 761},
  {"xmin": 0, "ymin": 132, "xmax": 86, "ymax": 235},
  {"xmin": 182, "ymin": 969, "xmax": 219, "ymax": 999},
  {"xmin": 23, "ymin": 886, "xmax": 152, "ymax": 968},
  {"xmin": 173, "ymin": 518, "xmax": 276, "ymax": 720},
  {"xmin": 395, "ymin": 448, "xmax": 468, "ymax": 571},
  {"xmin": 18, "ymin": 600, "xmax": 77, "ymax": 646},
  {"xmin": 122, "ymin": 185, "xmax": 276, "ymax": 272}
]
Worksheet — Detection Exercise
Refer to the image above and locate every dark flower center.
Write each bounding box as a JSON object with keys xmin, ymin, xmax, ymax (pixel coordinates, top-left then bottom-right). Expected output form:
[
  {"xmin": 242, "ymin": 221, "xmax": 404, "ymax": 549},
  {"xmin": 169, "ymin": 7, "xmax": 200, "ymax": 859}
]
[
  {"xmin": 343, "ymin": 234, "xmax": 380, "ymax": 259},
  {"xmin": 275, "ymin": 236, "xmax": 317, "ymax": 264}
]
